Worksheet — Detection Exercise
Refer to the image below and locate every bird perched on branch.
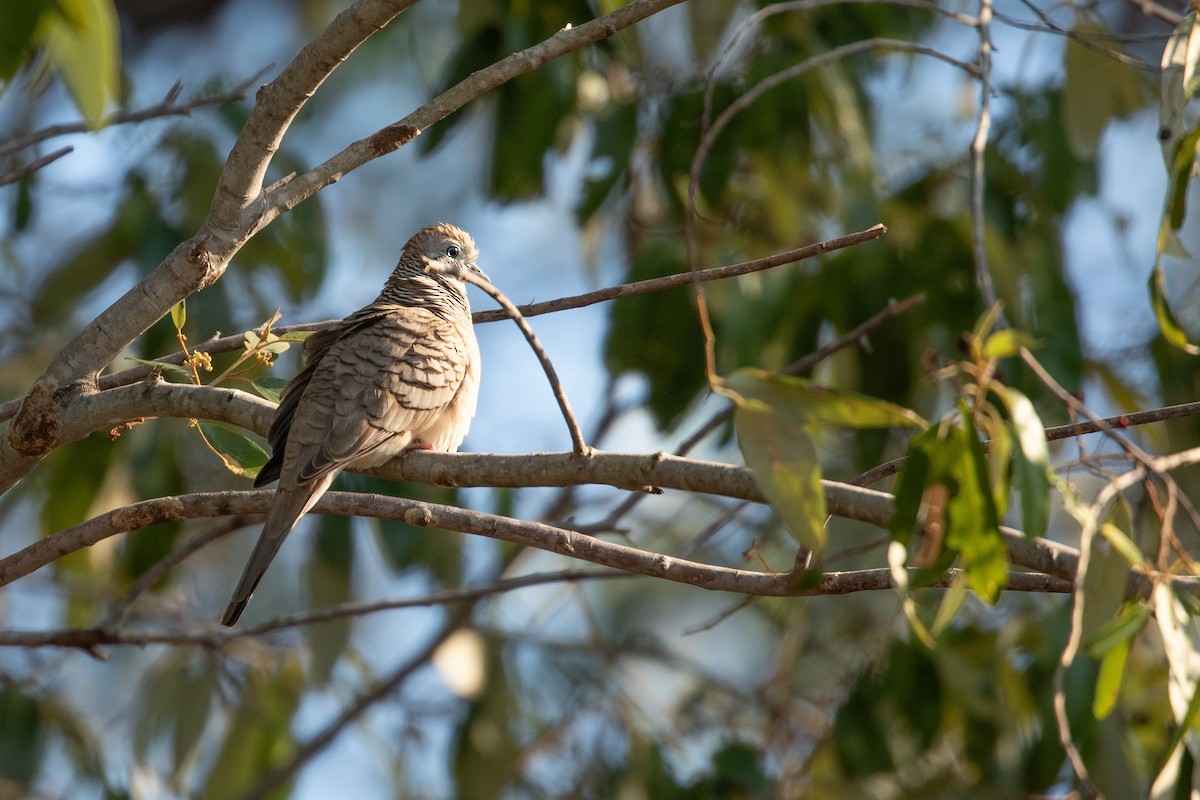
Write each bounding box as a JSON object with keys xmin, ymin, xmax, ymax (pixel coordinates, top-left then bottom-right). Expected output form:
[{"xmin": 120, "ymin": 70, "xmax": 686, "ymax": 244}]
[{"xmin": 222, "ymin": 223, "xmax": 484, "ymax": 627}]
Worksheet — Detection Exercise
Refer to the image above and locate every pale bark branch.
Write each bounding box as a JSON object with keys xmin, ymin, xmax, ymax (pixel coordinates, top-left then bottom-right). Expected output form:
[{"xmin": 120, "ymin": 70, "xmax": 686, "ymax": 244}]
[
  {"xmin": 0, "ymin": 488, "xmax": 1083, "ymax": 639},
  {"xmin": 0, "ymin": 224, "xmax": 886, "ymax": 425},
  {"xmin": 0, "ymin": 69, "xmax": 270, "ymax": 157},
  {"xmin": 1, "ymin": 0, "xmax": 684, "ymax": 485},
  {"xmin": 262, "ymin": 0, "xmax": 689, "ymax": 221}
]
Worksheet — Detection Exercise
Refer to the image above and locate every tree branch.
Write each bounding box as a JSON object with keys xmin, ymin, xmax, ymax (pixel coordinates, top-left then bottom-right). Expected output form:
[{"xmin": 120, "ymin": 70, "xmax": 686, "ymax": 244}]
[
  {"xmin": 0, "ymin": 69, "xmax": 271, "ymax": 157},
  {"xmin": 0, "ymin": 486, "xmax": 1088, "ymax": 633},
  {"xmin": 453, "ymin": 268, "xmax": 589, "ymax": 455},
  {"xmin": 0, "ymin": 0, "xmax": 687, "ymax": 488},
  {"xmin": 262, "ymin": 0, "xmax": 690, "ymax": 221},
  {"xmin": 0, "ymin": 146, "xmax": 73, "ymax": 187},
  {"xmin": 0, "ymin": 224, "xmax": 886, "ymax": 425}
]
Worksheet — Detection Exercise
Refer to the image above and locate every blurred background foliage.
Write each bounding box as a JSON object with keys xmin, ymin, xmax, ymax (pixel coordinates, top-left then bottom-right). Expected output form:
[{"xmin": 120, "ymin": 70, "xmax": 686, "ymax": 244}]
[{"xmin": 0, "ymin": 0, "xmax": 1193, "ymax": 798}]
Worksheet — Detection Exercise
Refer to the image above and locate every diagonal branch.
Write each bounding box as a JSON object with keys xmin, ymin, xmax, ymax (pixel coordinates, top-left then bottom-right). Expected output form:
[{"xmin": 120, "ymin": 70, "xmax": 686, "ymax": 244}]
[
  {"xmin": 0, "ymin": 69, "xmax": 271, "ymax": 157},
  {"xmin": 453, "ymin": 268, "xmax": 588, "ymax": 455},
  {"xmin": 262, "ymin": 0, "xmax": 689, "ymax": 222},
  {"xmin": 0, "ymin": 489, "xmax": 1086, "ymax": 604},
  {"xmin": 1, "ymin": 0, "xmax": 686, "ymax": 484},
  {"xmin": 0, "ymin": 224, "xmax": 886, "ymax": 424}
]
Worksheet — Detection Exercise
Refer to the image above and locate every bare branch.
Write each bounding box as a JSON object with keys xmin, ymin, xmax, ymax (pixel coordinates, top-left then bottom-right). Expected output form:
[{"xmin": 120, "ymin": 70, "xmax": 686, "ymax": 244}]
[
  {"xmin": 0, "ymin": 487, "xmax": 1091, "ymax": 622},
  {"xmin": 454, "ymin": 268, "xmax": 589, "ymax": 455},
  {"xmin": 0, "ymin": 225, "xmax": 886, "ymax": 425},
  {"xmin": 1124, "ymin": 0, "xmax": 1184, "ymax": 25},
  {"xmin": 0, "ymin": 0, "xmax": 688, "ymax": 485},
  {"xmin": 0, "ymin": 68, "xmax": 270, "ymax": 157},
  {"xmin": 0, "ymin": 146, "xmax": 73, "ymax": 186},
  {"xmin": 262, "ymin": 0, "xmax": 690, "ymax": 221},
  {"xmin": 970, "ymin": 0, "xmax": 1000, "ymax": 313}
]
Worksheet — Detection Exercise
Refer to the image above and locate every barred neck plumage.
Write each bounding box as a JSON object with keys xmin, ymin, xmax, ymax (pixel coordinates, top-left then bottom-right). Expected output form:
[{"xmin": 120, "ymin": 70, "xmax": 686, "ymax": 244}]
[
  {"xmin": 374, "ymin": 272, "xmax": 472, "ymax": 320},
  {"xmin": 369, "ymin": 223, "xmax": 482, "ymax": 322}
]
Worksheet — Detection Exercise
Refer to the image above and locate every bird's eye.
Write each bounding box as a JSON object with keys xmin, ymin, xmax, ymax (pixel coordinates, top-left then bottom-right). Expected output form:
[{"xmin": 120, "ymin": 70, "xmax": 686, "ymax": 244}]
[{"xmin": 445, "ymin": 244, "xmax": 461, "ymax": 259}]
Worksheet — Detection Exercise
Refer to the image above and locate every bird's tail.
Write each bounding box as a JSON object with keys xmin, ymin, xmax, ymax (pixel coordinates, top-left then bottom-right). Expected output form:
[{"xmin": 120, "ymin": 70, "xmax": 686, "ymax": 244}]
[{"xmin": 221, "ymin": 478, "xmax": 331, "ymax": 627}]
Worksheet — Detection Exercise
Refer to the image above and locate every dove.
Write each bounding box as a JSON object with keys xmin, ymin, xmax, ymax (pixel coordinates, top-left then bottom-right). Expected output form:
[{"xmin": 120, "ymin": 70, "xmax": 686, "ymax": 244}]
[{"xmin": 222, "ymin": 223, "xmax": 483, "ymax": 627}]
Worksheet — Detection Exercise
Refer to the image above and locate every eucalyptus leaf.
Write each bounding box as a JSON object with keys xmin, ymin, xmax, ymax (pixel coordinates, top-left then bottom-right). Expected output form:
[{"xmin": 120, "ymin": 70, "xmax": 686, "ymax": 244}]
[
  {"xmin": 726, "ymin": 368, "xmax": 927, "ymax": 429},
  {"xmin": 734, "ymin": 403, "xmax": 827, "ymax": 552},
  {"xmin": 196, "ymin": 422, "xmax": 268, "ymax": 479}
]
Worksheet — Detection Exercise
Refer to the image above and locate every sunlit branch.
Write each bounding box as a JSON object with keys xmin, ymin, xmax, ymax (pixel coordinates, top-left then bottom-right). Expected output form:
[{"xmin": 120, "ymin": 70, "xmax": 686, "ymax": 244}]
[
  {"xmin": 1, "ymin": 476, "xmax": 1173, "ymax": 611},
  {"xmin": 0, "ymin": 146, "xmax": 73, "ymax": 187},
  {"xmin": 0, "ymin": 226, "xmax": 887, "ymax": 424},
  {"xmin": 262, "ymin": 0, "xmax": 690, "ymax": 221},
  {"xmin": 970, "ymin": 0, "xmax": 1000, "ymax": 314},
  {"xmin": 0, "ymin": 69, "xmax": 271, "ymax": 157},
  {"xmin": 453, "ymin": 268, "xmax": 589, "ymax": 456}
]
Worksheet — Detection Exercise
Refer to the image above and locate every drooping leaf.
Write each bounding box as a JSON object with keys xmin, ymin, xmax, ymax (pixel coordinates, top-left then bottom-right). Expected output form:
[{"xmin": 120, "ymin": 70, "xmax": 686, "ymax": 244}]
[
  {"xmin": 993, "ymin": 385, "xmax": 1050, "ymax": 539},
  {"xmin": 1148, "ymin": 264, "xmax": 1200, "ymax": 355},
  {"xmin": 889, "ymin": 415, "xmax": 1006, "ymax": 603},
  {"xmin": 247, "ymin": 376, "xmax": 289, "ymax": 404},
  {"xmin": 734, "ymin": 401, "xmax": 826, "ymax": 552},
  {"xmin": 196, "ymin": 422, "xmax": 268, "ymax": 479},
  {"xmin": 1164, "ymin": 126, "xmax": 1200, "ymax": 232},
  {"xmin": 725, "ymin": 368, "xmax": 927, "ymax": 429},
  {"xmin": 1085, "ymin": 602, "xmax": 1151, "ymax": 659},
  {"xmin": 38, "ymin": 0, "xmax": 120, "ymax": 128}
]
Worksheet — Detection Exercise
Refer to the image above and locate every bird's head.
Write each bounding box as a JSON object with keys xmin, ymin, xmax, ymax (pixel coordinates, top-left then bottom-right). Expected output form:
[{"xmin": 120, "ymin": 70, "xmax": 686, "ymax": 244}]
[{"xmin": 387, "ymin": 223, "xmax": 487, "ymax": 311}]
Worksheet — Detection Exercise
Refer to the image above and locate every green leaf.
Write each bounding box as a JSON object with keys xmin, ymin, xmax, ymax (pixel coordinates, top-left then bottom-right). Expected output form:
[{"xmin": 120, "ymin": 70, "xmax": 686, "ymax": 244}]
[
  {"xmin": 276, "ymin": 330, "xmax": 314, "ymax": 343},
  {"xmin": 1085, "ymin": 602, "xmax": 1151, "ymax": 658},
  {"xmin": 1093, "ymin": 633, "xmax": 1132, "ymax": 721},
  {"xmin": 1165, "ymin": 126, "xmax": 1200, "ymax": 231},
  {"xmin": 726, "ymin": 368, "xmax": 928, "ymax": 429},
  {"xmin": 889, "ymin": 416, "xmax": 1006, "ymax": 603},
  {"xmin": 1148, "ymin": 264, "xmax": 1200, "ymax": 354},
  {"xmin": 993, "ymin": 386, "xmax": 1050, "ymax": 539},
  {"xmin": 38, "ymin": 0, "xmax": 120, "ymax": 129},
  {"xmin": 889, "ymin": 426, "xmax": 937, "ymax": 547},
  {"xmin": 982, "ymin": 329, "xmax": 1036, "ymax": 360},
  {"xmin": 1062, "ymin": 23, "xmax": 1145, "ymax": 158},
  {"xmin": 170, "ymin": 300, "xmax": 186, "ymax": 332},
  {"xmin": 0, "ymin": 0, "xmax": 55, "ymax": 80},
  {"xmin": 120, "ymin": 357, "xmax": 194, "ymax": 379},
  {"xmin": 941, "ymin": 421, "xmax": 1006, "ymax": 604},
  {"xmin": 247, "ymin": 376, "xmax": 289, "ymax": 404},
  {"xmin": 196, "ymin": 422, "xmax": 268, "ymax": 479},
  {"xmin": 735, "ymin": 403, "xmax": 827, "ymax": 552}
]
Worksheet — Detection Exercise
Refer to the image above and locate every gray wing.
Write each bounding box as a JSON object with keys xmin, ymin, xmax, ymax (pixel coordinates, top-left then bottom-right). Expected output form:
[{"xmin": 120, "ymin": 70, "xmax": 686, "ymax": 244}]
[
  {"xmin": 255, "ymin": 311, "xmax": 386, "ymax": 487},
  {"xmin": 280, "ymin": 306, "xmax": 474, "ymax": 487}
]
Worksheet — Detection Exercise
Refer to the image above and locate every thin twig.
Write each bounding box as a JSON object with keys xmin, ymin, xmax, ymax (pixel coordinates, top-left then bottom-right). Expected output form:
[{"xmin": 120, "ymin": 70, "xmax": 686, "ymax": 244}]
[
  {"xmin": 99, "ymin": 515, "xmax": 260, "ymax": 629},
  {"xmin": 454, "ymin": 268, "xmax": 588, "ymax": 455},
  {"xmin": 970, "ymin": 0, "xmax": 1000, "ymax": 313},
  {"xmin": 0, "ymin": 69, "xmax": 271, "ymax": 157},
  {"xmin": 0, "ymin": 146, "xmax": 73, "ymax": 186},
  {"xmin": 997, "ymin": 5, "xmax": 1158, "ymax": 71},
  {"xmin": 1124, "ymin": 0, "xmax": 1184, "ymax": 25},
  {"xmin": 235, "ymin": 604, "xmax": 475, "ymax": 800},
  {"xmin": 0, "ymin": 227, "xmax": 887, "ymax": 425},
  {"xmin": 852, "ymin": 398, "xmax": 1200, "ymax": 487}
]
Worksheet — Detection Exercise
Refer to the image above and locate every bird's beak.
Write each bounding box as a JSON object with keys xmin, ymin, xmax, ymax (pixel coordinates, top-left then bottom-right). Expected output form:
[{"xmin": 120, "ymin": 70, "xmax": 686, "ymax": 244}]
[{"xmin": 467, "ymin": 263, "xmax": 490, "ymax": 283}]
